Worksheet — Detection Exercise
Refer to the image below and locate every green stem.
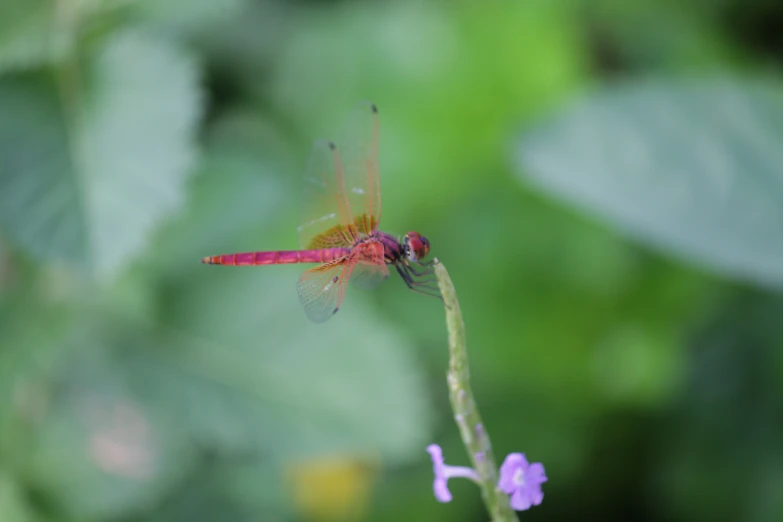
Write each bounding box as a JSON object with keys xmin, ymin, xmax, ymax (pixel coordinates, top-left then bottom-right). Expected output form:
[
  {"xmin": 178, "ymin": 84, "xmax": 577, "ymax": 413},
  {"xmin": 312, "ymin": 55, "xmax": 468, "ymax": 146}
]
[{"xmin": 433, "ymin": 260, "xmax": 518, "ymax": 522}]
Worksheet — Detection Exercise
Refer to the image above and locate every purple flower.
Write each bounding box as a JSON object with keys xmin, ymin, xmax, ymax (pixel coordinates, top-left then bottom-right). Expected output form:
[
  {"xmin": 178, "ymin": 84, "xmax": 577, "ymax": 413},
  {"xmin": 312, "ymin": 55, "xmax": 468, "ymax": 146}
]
[
  {"xmin": 498, "ymin": 453, "xmax": 547, "ymax": 511},
  {"xmin": 426, "ymin": 444, "xmax": 480, "ymax": 503}
]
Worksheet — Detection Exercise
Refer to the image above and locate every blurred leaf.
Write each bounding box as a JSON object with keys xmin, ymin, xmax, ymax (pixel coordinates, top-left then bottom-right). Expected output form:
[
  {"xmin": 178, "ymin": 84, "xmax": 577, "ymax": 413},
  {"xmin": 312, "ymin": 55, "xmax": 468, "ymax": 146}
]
[
  {"xmin": 140, "ymin": 458, "xmax": 291, "ymax": 522},
  {"xmin": 0, "ymin": 0, "xmax": 69, "ymax": 73},
  {"xmin": 0, "ymin": 29, "xmax": 200, "ymax": 280},
  {"xmin": 153, "ymin": 271, "xmax": 432, "ymax": 463},
  {"xmin": 516, "ymin": 78, "xmax": 783, "ymax": 289}
]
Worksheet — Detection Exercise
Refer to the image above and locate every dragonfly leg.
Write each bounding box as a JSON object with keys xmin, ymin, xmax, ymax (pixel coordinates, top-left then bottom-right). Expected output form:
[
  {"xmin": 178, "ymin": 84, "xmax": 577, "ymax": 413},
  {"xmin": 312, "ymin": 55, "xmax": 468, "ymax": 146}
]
[
  {"xmin": 396, "ymin": 263, "xmax": 415, "ymax": 288},
  {"xmin": 411, "ymin": 286, "xmax": 443, "ymax": 299},
  {"xmin": 409, "ymin": 275, "xmax": 440, "ymax": 290},
  {"xmin": 398, "ymin": 264, "xmax": 429, "ymax": 286},
  {"xmin": 396, "ymin": 264, "xmax": 442, "ymax": 300},
  {"xmin": 411, "ymin": 282, "xmax": 441, "ymax": 293},
  {"xmin": 407, "ymin": 280, "xmax": 443, "ymax": 299},
  {"xmin": 406, "ymin": 262, "xmax": 434, "ymax": 277},
  {"xmin": 407, "ymin": 276, "xmax": 438, "ymax": 285}
]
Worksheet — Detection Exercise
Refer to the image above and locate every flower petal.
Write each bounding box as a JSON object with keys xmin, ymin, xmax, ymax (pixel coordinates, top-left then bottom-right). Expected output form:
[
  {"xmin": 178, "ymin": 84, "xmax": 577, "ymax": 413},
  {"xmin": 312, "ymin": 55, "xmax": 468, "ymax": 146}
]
[
  {"xmin": 427, "ymin": 444, "xmax": 444, "ymax": 467},
  {"xmin": 510, "ymin": 489, "xmax": 533, "ymax": 511},
  {"xmin": 428, "ymin": 444, "xmax": 453, "ymax": 503},
  {"xmin": 433, "ymin": 478, "xmax": 452, "ymax": 502},
  {"xmin": 498, "ymin": 453, "xmax": 526, "ymax": 493},
  {"xmin": 530, "ymin": 488, "xmax": 544, "ymax": 506},
  {"xmin": 528, "ymin": 462, "xmax": 547, "ymax": 483}
]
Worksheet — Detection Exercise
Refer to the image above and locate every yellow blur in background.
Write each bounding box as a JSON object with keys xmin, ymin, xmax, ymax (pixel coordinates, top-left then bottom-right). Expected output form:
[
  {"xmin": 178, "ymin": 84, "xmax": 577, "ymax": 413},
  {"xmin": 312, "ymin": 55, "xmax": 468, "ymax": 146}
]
[{"xmin": 286, "ymin": 455, "xmax": 378, "ymax": 521}]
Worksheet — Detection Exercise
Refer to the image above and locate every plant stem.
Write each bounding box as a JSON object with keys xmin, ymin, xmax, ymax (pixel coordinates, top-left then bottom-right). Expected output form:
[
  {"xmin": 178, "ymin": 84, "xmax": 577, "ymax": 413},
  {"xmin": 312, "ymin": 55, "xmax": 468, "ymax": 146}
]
[{"xmin": 433, "ymin": 259, "xmax": 518, "ymax": 522}]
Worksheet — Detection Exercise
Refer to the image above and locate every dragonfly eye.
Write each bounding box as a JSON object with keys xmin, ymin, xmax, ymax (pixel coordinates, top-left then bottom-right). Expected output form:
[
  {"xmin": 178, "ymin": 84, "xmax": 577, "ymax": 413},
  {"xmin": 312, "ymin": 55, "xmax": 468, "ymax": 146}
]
[
  {"xmin": 419, "ymin": 236, "xmax": 430, "ymax": 258},
  {"xmin": 404, "ymin": 231, "xmax": 430, "ymax": 262}
]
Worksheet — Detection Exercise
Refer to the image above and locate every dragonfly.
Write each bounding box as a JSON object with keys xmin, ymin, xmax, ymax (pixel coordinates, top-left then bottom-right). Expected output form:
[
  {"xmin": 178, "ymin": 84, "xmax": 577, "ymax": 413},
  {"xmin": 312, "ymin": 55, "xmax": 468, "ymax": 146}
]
[{"xmin": 201, "ymin": 101, "xmax": 440, "ymax": 322}]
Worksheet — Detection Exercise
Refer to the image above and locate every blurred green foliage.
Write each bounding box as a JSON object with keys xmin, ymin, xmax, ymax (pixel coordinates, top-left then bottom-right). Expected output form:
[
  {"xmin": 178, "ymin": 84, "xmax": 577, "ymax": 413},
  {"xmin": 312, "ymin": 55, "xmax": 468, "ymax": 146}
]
[{"xmin": 1, "ymin": 1, "xmax": 783, "ymax": 521}]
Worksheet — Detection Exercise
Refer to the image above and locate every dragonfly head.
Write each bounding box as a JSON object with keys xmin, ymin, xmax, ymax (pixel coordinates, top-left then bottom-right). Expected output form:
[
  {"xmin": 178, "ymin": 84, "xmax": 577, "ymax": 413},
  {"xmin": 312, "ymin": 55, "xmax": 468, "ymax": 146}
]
[{"xmin": 404, "ymin": 232, "xmax": 430, "ymax": 262}]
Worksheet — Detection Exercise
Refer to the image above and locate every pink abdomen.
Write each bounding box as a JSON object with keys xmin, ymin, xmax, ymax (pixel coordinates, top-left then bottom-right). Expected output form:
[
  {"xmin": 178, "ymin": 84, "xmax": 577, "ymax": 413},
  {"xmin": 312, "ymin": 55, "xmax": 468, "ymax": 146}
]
[{"xmin": 201, "ymin": 248, "xmax": 350, "ymax": 266}]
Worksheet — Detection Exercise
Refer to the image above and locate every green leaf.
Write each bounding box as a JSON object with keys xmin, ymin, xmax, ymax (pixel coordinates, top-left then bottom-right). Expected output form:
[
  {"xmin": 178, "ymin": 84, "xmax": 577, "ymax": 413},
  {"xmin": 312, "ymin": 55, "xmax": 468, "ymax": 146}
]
[
  {"xmin": 155, "ymin": 271, "xmax": 432, "ymax": 463},
  {"xmin": 138, "ymin": 459, "xmax": 292, "ymax": 522},
  {"xmin": 0, "ymin": 29, "xmax": 201, "ymax": 280},
  {"xmin": 516, "ymin": 78, "xmax": 783, "ymax": 289}
]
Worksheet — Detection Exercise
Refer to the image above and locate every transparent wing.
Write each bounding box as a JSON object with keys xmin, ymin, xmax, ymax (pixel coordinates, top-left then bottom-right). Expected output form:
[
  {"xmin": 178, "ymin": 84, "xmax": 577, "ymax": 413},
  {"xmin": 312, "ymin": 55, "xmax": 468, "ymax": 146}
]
[
  {"xmin": 337, "ymin": 100, "xmax": 382, "ymax": 236},
  {"xmin": 298, "ymin": 139, "xmax": 356, "ymax": 250},
  {"xmin": 296, "ymin": 256, "xmax": 356, "ymax": 323},
  {"xmin": 350, "ymin": 240, "xmax": 389, "ymax": 290}
]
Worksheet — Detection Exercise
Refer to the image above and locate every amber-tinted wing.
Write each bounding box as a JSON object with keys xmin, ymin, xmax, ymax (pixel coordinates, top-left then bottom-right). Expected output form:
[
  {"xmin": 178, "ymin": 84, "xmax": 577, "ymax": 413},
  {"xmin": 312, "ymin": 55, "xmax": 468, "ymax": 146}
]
[
  {"xmin": 297, "ymin": 255, "xmax": 356, "ymax": 323},
  {"xmin": 336, "ymin": 101, "xmax": 382, "ymax": 236},
  {"xmin": 350, "ymin": 240, "xmax": 389, "ymax": 290},
  {"xmin": 298, "ymin": 139, "xmax": 357, "ymax": 250},
  {"xmin": 296, "ymin": 240, "xmax": 388, "ymax": 322}
]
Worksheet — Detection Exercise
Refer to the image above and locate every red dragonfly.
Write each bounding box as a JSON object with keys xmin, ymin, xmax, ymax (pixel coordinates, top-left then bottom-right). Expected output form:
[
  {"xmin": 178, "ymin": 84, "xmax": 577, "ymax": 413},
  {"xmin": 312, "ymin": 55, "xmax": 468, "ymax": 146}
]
[{"xmin": 201, "ymin": 101, "xmax": 439, "ymax": 322}]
